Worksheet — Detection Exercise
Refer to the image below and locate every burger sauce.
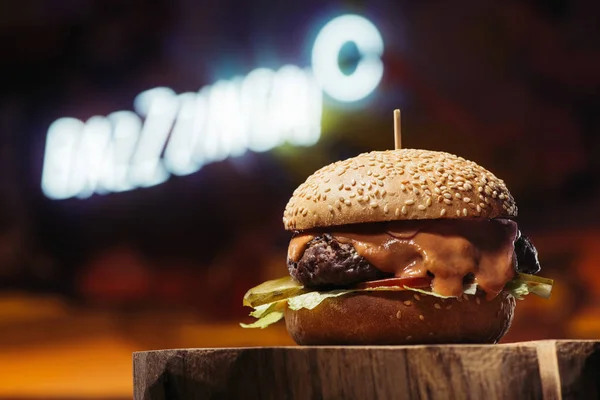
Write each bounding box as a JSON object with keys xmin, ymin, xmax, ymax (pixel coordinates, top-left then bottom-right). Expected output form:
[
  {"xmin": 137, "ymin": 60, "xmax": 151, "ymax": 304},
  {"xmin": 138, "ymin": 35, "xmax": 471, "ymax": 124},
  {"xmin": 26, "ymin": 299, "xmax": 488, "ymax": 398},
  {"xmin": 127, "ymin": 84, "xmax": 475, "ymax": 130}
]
[{"xmin": 288, "ymin": 220, "xmax": 518, "ymax": 300}]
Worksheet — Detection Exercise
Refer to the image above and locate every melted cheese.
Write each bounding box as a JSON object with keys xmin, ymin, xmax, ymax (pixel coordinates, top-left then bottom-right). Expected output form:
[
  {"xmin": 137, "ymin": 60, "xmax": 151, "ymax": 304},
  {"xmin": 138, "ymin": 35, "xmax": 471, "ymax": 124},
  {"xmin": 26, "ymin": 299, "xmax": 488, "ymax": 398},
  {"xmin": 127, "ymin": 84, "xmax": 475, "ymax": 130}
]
[{"xmin": 288, "ymin": 219, "xmax": 518, "ymax": 299}]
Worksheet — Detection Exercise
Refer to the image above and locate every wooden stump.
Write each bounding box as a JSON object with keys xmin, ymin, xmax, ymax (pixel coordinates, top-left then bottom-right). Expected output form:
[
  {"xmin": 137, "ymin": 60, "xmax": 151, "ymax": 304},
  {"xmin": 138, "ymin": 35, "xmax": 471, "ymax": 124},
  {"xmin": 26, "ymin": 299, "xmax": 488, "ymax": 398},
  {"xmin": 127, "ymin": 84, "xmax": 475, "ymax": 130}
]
[{"xmin": 133, "ymin": 340, "xmax": 600, "ymax": 400}]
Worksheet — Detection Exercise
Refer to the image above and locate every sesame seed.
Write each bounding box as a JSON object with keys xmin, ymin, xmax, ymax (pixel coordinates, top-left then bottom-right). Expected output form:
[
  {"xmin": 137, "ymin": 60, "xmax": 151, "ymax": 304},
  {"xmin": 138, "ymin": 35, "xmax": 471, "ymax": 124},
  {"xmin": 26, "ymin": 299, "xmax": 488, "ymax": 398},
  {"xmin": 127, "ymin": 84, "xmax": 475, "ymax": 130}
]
[
  {"xmin": 403, "ymin": 300, "xmax": 412, "ymax": 306},
  {"xmin": 337, "ymin": 183, "xmax": 343, "ymax": 190},
  {"xmin": 405, "ymin": 199, "xmax": 415, "ymax": 205},
  {"xmin": 455, "ymin": 192, "xmax": 462, "ymax": 199},
  {"xmin": 377, "ymin": 180, "xmax": 384, "ymax": 187},
  {"xmin": 400, "ymin": 184, "xmax": 406, "ymax": 191},
  {"xmin": 463, "ymin": 197, "xmax": 471, "ymax": 203},
  {"xmin": 476, "ymin": 205, "xmax": 482, "ymax": 213},
  {"xmin": 440, "ymin": 209, "xmax": 447, "ymax": 216},
  {"xmin": 344, "ymin": 199, "xmax": 351, "ymax": 206},
  {"xmin": 384, "ymin": 204, "xmax": 389, "ymax": 213},
  {"xmin": 418, "ymin": 204, "xmax": 426, "ymax": 210},
  {"xmin": 349, "ymin": 193, "xmax": 356, "ymax": 198},
  {"xmin": 434, "ymin": 303, "xmax": 441, "ymax": 309},
  {"xmin": 401, "ymin": 206, "xmax": 408, "ymax": 215},
  {"xmin": 302, "ymin": 209, "xmax": 308, "ymax": 216},
  {"xmin": 396, "ymin": 311, "xmax": 402, "ymax": 319},
  {"xmin": 406, "ymin": 336, "xmax": 413, "ymax": 340},
  {"xmin": 446, "ymin": 305, "xmax": 452, "ymax": 310},
  {"xmin": 426, "ymin": 197, "xmax": 432, "ymax": 207},
  {"xmin": 478, "ymin": 186, "xmax": 483, "ymax": 192},
  {"xmin": 434, "ymin": 187, "xmax": 441, "ymax": 194},
  {"xmin": 444, "ymin": 199, "xmax": 453, "ymax": 205},
  {"xmin": 443, "ymin": 193, "xmax": 452, "ymax": 199},
  {"xmin": 419, "ymin": 315, "xmax": 425, "ymax": 321},
  {"xmin": 429, "ymin": 332, "xmax": 434, "ymax": 336},
  {"xmin": 463, "ymin": 294, "xmax": 469, "ymax": 301},
  {"xmin": 395, "ymin": 208, "xmax": 400, "ymax": 216},
  {"xmin": 456, "ymin": 210, "xmax": 461, "ymax": 216},
  {"xmin": 344, "ymin": 185, "xmax": 351, "ymax": 191},
  {"xmin": 476, "ymin": 297, "xmax": 481, "ymax": 305},
  {"xmin": 413, "ymin": 294, "xmax": 420, "ymax": 301},
  {"xmin": 369, "ymin": 201, "xmax": 378, "ymax": 208},
  {"xmin": 462, "ymin": 208, "xmax": 468, "ymax": 216},
  {"xmin": 328, "ymin": 205, "xmax": 334, "ymax": 213},
  {"xmin": 351, "ymin": 179, "xmax": 356, "ymax": 186}
]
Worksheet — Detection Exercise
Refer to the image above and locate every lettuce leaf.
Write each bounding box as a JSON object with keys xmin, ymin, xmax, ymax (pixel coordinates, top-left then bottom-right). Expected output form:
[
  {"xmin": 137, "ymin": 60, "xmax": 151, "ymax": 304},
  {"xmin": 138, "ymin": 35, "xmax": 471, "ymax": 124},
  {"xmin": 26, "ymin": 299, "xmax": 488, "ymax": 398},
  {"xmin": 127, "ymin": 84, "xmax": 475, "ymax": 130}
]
[
  {"xmin": 240, "ymin": 301, "xmax": 286, "ymax": 328},
  {"xmin": 287, "ymin": 290, "xmax": 354, "ymax": 310},
  {"xmin": 240, "ymin": 310, "xmax": 284, "ymax": 329},
  {"xmin": 240, "ymin": 272, "xmax": 554, "ymax": 329},
  {"xmin": 505, "ymin": 273, "xmax": 553, "ymax": 300},
  {"xmin": 402, "ymin": 283, "xmax": 477, "ymax": 298}
]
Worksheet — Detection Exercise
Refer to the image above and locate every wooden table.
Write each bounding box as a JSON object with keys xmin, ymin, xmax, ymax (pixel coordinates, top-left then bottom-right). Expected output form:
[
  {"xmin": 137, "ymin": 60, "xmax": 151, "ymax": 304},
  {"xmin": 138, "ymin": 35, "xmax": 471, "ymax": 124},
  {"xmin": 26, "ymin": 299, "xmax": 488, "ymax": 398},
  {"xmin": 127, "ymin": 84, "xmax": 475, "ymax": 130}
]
[{"xmin": 133, "ymin": 340, "xmax": 599, "ymax": 399}]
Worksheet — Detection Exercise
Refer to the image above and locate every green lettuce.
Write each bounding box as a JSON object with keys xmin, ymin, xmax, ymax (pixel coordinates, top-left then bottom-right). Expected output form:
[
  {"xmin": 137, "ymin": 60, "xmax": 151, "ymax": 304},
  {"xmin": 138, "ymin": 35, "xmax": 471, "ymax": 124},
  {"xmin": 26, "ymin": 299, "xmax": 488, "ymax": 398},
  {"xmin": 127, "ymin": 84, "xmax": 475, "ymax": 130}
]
[
  {"xmin": 402, "ymin": 283, "xmax": 477, "ymax": 298},
  {"xmin": 239, "ymin": 310, "xmax": 284, "ymax": 329},
  {"xmin": 240, "ymin": 301, "xmax": 286, "ymax": 328},
  {"xmin": 241, "ymin": 273, "xmax": 554, "ymax": 329},
  {"xmin": 505, "ymin": 273, "xmax": 553, "ymax": 300}
]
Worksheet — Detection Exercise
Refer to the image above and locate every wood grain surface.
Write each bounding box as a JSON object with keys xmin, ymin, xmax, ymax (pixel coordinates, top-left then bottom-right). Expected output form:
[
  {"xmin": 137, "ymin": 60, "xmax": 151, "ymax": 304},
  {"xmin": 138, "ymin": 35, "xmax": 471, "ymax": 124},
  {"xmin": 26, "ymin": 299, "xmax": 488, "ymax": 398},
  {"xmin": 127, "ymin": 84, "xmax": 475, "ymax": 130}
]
[{"xmin": 133, "ymin": 340, "xmax": 600, "ymax": 400}]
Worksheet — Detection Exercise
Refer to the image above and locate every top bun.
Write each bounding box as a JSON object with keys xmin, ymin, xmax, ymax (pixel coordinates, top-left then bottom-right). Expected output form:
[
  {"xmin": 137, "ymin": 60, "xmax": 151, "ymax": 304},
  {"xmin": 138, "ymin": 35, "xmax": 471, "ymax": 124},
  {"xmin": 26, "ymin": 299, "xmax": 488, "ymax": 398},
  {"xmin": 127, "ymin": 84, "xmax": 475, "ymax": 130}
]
[{"xmin": 283, "ymin": 149, "xmax": 517, "ymax": 231}]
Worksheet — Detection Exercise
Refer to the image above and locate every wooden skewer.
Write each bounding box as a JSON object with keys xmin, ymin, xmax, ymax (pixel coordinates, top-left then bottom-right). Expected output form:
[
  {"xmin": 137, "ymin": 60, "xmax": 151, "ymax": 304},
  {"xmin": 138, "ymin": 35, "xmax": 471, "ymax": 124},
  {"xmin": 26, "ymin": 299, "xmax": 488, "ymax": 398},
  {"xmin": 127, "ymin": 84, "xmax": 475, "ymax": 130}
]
[{"xmin": 393, "ymin": 109, "xmax": 402, "ymax": 150}]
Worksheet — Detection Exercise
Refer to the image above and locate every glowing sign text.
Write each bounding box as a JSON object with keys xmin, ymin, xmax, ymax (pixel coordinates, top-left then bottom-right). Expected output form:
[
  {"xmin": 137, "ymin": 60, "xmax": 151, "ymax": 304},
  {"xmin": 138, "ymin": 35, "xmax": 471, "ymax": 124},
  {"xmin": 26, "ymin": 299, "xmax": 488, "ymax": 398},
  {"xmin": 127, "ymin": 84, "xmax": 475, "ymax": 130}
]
[{"xmin": 42, "ymin": 14, "xmax": 383, "ymax": 199}]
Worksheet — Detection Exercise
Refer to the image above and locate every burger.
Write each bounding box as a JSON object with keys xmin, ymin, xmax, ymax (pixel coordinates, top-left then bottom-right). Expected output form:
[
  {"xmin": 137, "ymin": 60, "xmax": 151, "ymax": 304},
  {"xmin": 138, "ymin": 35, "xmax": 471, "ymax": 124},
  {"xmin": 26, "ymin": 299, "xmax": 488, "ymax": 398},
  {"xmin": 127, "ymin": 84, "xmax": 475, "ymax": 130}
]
[{"xmin": 241, "ymin": 149, "xmax": 553, "ymax": 345}]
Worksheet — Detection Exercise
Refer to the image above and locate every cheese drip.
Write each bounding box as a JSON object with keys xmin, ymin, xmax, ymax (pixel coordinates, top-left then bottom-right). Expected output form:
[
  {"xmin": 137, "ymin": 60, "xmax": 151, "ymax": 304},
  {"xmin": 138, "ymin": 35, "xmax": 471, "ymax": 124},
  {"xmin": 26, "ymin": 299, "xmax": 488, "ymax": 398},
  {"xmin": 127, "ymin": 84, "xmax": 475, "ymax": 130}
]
[{"xmin": 288, "ymin": 219, "xmax": 518, "ymax": 299}]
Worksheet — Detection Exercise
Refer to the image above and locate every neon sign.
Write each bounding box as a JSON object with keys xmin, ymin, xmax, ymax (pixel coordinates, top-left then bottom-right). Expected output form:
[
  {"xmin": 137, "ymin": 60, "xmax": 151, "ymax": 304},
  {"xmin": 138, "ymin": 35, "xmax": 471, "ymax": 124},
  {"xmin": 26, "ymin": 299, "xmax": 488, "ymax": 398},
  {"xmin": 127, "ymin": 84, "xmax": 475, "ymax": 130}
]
[{"xmin": 41, "ymin": 14, "xmax": 384, "ymax": 200}]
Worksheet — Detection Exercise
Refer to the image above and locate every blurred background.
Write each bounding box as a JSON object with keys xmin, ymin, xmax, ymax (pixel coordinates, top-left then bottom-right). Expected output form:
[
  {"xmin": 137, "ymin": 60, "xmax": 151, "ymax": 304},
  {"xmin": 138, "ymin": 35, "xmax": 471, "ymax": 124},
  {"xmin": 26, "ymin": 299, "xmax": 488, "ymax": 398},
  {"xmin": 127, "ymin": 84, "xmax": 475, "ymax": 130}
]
[{"xmin": 1, "ymin": 0, "xmax": 600, "ymax": 398}]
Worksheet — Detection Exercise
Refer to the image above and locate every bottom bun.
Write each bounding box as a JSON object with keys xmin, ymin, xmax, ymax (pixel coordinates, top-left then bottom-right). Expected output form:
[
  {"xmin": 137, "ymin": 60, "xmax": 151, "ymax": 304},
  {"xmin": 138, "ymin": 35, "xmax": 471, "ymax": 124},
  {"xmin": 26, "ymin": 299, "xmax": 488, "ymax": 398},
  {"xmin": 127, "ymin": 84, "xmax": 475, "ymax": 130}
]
[{"xmin": 285, "ymin": 290, "xmax": 515, "ymax": 345}]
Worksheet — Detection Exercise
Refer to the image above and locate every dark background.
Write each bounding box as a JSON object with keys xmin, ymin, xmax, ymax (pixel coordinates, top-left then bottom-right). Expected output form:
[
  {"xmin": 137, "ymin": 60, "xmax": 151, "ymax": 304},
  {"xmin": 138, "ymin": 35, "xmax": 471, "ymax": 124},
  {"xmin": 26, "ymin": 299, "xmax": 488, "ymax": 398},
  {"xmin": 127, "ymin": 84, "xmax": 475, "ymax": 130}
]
[{"xmin": 0, "ymin": 0, "xmax": 599, "ymax": 397}]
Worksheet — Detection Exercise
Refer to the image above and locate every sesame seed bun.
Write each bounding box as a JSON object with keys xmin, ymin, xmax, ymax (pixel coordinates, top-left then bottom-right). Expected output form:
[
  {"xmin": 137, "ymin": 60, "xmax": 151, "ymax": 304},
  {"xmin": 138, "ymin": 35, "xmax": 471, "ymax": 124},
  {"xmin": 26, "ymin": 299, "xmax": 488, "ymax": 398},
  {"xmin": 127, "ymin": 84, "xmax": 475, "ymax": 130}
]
[
  {"xmin": 285, "ymin": 290, "xmax": 516, "ymax": 345},
  {"xmin": 283, "ymin": 149, "xmax": 517, "ymax": 231}
]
